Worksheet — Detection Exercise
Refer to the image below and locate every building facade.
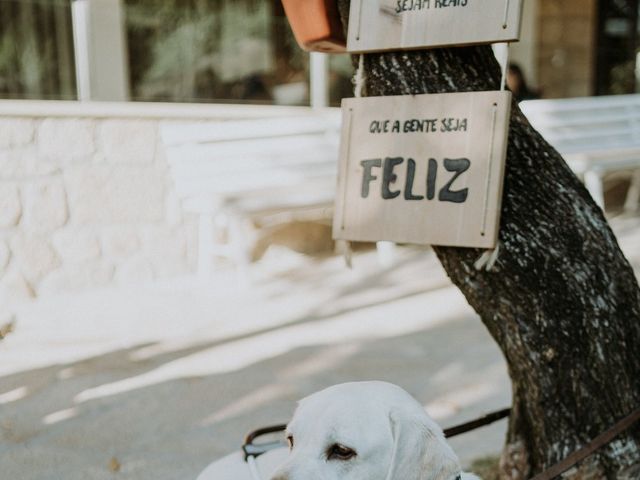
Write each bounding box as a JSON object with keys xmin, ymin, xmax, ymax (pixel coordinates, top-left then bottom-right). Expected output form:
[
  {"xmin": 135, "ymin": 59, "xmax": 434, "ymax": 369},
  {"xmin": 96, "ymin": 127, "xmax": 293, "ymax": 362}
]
[
  {"xmin": 1, "ymin": 0, "xmax": 639, "ymax": 103},
  {"xmin": 0, "ymin": 0, "xmax": 353, "ymax": 106},
  {"xmin": 0, "ymin": 0, "xmax": 638, "ymax": 302}
]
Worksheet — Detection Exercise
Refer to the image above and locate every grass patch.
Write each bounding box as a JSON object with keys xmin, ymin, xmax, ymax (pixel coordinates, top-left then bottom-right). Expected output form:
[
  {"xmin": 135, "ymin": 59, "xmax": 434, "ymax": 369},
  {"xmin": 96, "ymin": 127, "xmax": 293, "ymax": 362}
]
[{"xmin": 469, "ymin": 455, "xmax": 500, "ymax": 480}]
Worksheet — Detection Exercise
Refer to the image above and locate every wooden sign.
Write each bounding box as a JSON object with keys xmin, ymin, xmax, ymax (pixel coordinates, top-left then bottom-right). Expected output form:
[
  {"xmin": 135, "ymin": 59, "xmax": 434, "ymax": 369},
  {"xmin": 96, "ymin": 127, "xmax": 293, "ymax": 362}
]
[
  {"xmin": 333, "ymin": 91, "xmax": 511, "ymax": 248},
  {"xmin": 347, "ymin": 0, "xmax": 523, "ymax": 53}
]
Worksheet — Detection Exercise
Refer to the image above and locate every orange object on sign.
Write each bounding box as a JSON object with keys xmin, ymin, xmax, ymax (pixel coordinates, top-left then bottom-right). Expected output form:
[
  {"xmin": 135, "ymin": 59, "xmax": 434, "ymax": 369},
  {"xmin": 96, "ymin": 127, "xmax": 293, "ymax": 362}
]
[{"xmin": 281, "ymin": 0, "xmax": 346, "ymax": 53}]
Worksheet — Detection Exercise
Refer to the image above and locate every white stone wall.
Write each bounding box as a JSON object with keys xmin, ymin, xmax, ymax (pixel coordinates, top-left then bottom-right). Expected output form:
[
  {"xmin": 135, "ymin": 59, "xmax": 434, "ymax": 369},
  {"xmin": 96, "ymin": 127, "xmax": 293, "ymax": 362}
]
[
  {"xmin": 0, "ymin": 115, "xmax": 192, "ymax": 305},
  {"xmin": 0, "ymin": 101, "xmax": 314, "ymax": 306}
]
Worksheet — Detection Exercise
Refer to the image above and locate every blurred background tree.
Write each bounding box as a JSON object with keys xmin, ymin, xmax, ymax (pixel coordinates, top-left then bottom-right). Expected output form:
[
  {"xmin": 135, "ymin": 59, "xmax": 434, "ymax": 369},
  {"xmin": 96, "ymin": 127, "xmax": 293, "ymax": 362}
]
[
  {"xmin": 0, "ymin": 0, "xmax": 75, "ymax": 100},
  {"xmin": 124, "ymin": 0, "xmax": 309, "ymax": 103},
  {"xmin": 1, "ymin": 0, "xmax": 639, "ymax": 103}
]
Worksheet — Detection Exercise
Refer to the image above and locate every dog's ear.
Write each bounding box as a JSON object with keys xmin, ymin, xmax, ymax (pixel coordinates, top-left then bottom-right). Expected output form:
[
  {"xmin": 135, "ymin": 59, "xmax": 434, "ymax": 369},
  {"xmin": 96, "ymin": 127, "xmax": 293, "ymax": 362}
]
[{"xmin": 385, "ymin": 407, "xmax": 461, "ymax": 480}]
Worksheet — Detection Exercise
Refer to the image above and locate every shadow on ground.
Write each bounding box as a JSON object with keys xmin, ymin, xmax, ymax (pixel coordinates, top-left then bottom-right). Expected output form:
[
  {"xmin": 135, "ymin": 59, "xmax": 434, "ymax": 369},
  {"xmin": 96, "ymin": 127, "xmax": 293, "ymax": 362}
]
[{"xmin": 1, "ymin": 307, "xmax": 509, "ymax": 480}]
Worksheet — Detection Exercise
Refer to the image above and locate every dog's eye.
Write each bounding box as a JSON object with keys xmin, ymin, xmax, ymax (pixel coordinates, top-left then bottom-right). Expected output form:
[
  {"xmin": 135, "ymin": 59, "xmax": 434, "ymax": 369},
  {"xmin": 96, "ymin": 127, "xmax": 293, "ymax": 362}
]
[
  {"xmin": 327, "ymin": 443, "xmax": 357, "ymax": 461},
  {"xmin": 286, "ymin": 435, "xmax": 294, "ymax": 450}
]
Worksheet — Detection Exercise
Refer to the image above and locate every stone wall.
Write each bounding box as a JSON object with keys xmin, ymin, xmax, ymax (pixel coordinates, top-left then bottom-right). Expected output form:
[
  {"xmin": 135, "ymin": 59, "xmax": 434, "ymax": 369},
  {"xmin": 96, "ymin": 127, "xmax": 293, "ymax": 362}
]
[{"xmin": 0, "ymin": 101, "xmax": 315, "ymax": 307}]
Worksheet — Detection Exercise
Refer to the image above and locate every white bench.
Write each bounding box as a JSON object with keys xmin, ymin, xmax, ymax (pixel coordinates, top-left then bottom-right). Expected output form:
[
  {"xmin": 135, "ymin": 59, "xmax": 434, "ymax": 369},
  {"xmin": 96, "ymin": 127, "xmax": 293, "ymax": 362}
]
[
  {"xmin": 520, "ymin": 94, "xmax": 640, "ymax": 212},
  {"xmin": 161, "ymin": 112, "xmax": 341, "ymax": 280}
]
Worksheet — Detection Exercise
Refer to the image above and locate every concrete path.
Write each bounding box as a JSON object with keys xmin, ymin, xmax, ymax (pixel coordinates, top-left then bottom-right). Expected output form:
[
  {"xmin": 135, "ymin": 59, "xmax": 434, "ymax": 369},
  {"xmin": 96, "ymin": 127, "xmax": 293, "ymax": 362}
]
[{"xmin": 1, "ymin": 215, "xmax": 639, "ymax": 480}]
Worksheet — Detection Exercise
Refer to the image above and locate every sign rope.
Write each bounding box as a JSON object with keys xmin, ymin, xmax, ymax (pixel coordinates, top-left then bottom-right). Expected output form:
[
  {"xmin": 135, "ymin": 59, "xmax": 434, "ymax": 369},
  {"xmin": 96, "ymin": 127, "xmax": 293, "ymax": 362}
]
[
  {"xmin": 475, "ymin": 43, "xmax": 510, "ymax": 271},
  {"xmin": 499, "ymin": 42, "xmax": 510, "ymax": 91},
  {"xmin": 339, "ymin": 54, "xmax": 367, "ymax": 268},
  {"xmin": 354, "ymin": 54, "xmax": 365, "ymax": 98}
]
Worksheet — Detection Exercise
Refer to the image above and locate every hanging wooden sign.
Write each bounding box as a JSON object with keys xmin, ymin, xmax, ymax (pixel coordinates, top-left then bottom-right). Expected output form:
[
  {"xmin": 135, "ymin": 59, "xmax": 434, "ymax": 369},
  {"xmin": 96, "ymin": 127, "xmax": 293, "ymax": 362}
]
[
  {"xmin": 333, "ymin": 91, "xmax": 511, "ymax": 248},
  {"xmin": 347, "ymin": 0, "xmax": 523, "ymax": 53}
]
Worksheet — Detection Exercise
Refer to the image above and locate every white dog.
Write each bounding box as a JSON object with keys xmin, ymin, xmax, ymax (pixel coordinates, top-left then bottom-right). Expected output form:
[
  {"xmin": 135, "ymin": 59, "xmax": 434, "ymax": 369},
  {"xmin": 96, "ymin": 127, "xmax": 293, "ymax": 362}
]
[{"xmin": 270, "ymin": 382, "xmax": 480, "ymax": 480}]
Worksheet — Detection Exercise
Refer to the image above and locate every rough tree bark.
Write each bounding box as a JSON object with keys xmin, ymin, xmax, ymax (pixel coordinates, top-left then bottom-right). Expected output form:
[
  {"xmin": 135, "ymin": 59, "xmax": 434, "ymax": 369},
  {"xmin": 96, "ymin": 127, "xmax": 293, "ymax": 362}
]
[{"xmin": 336, "ymin": 2, "xmax": 640, "ymax": 478}]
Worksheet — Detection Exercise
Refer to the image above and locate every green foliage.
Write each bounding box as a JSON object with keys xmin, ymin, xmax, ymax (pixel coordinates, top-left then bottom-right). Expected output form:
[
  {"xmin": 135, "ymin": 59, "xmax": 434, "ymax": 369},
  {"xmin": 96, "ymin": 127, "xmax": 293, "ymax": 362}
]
[
  {"xmin": 0, "ymin": 0, "xmax": 313, "ymax": 103},
  {"xmin": 125, "ymin": 0, "xmax": 306, "ymax": 102},
  {"xmin": 0, "ymin": 0, "xmax": 75, "ymax": 99}
]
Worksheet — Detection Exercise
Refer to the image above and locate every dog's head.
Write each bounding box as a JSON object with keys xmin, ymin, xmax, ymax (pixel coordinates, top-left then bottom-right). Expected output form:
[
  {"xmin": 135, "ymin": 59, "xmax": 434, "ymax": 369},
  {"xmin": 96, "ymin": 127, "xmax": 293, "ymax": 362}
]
[{"xmin": 270, "ymin": 382, "xmax": 462, "ymax": 480}]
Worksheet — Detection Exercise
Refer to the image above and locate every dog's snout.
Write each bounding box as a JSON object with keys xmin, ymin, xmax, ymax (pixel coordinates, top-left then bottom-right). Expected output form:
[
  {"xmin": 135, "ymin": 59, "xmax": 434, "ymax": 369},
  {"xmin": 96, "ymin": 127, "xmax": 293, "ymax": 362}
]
[{"xmin": 270, "ymin": 472, "xmax": 288, "ymax": 480}]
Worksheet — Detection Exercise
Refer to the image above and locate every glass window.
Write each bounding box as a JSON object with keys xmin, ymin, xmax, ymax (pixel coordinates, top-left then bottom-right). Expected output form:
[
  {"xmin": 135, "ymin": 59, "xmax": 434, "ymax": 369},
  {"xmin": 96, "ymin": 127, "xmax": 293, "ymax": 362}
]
[
  {"xmin": 0, "ymin": 0, "xmax": 353, "ymax": 106},
  {"xmin": 0, "ymin": 0, "xmax": 76, "ymax": 100},
  {"xmin": 124, "ymin": 0, "xmax": 310, "ymax": 105}
]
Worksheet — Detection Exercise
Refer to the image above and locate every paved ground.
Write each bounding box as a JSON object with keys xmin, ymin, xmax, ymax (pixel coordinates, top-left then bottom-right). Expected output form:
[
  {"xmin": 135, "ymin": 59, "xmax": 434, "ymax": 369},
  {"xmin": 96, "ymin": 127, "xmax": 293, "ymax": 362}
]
[{"xmin": 1, "ymin": 215, "xmax": 639, "ymax": 480}]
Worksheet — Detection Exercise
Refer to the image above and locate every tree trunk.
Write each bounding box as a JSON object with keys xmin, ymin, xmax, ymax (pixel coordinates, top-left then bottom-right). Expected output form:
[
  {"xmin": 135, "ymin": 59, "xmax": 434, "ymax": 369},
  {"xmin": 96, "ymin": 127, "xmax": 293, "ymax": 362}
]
[{"xmin": 335, "ymin": 2, "xmax": 640, "ymax": 478}]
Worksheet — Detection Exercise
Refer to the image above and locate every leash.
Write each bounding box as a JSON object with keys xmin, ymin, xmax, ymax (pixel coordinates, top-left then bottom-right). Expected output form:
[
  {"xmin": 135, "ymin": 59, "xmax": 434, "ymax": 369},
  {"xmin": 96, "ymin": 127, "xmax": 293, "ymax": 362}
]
[
  {"xmin": 443, "ymin": 407, "xmax": 511, "ymax": 438},
  {"xmin": 529, "ymin": 406, "xmax": 640, "ymax": 480}
]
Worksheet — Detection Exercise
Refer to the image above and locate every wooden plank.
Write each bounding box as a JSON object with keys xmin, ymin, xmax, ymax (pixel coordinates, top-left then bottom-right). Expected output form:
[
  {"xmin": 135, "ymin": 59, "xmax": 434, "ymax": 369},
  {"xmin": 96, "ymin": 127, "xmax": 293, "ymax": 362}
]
[
  {"xmin": 170, "ymin": 159, "xmax": 337, "ymax": 184},
  {"xmin": 180, "ymin": 177, "xmax": 336, "ymax": 213},
  {"xmin": 566, "ymin": 150, "xmax": 640, "ymax": 174},
  {"xmin": 525, "ymin": 113, "xmax": 640, "ymax": 129},
  {"xmin": 333, "ymin": 91, "xmax": 511, "ymax": 248},
  {"xmin": 165, "ymin": 135, "xmax": 338, "ymax": 164},
  {"xmin": 347, "ymin": 0, "xmax": 523, "ymax": 53},
  {"xmin": 520, "ymin": 94, "xmax": 640, "ymax": 113},
  {"xmin": 174, "ymin": 167, "xmax": 336, "ymax": 198},
  {"xmin": 161, "ymin": 115, "xmax": 340, "ymax": 146},
  {"xmin": 529, "ymin": 136, "xmax": 640, "ymax": 152},
  {"xmin": 169, "ymin": 153, "xmax": 337, "ymax": 178},
  {"xmin": 520, "ymin": 95, "xmax": 640, "ymax": 156}
]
